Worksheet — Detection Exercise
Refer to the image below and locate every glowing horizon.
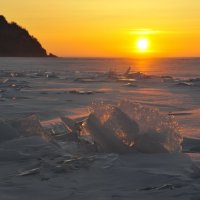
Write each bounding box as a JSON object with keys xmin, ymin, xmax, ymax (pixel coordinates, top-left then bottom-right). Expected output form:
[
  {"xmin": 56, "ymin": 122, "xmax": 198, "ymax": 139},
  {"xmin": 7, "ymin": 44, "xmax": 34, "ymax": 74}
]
[{"xmin": 2, "ymin": 0, "xmax": 200, "ymax": 57}]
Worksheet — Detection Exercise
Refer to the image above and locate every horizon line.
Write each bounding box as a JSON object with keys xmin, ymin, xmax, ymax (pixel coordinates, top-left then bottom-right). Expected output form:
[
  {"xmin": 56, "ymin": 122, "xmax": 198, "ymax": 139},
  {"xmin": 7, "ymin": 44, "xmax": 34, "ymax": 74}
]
[
  {"xmin": 1, "ymin": 56, "xmax": 200, "ymax": 59},
  {"xmin": 58, "ymin": 56, "xmax": 200, "ymax": 59}
]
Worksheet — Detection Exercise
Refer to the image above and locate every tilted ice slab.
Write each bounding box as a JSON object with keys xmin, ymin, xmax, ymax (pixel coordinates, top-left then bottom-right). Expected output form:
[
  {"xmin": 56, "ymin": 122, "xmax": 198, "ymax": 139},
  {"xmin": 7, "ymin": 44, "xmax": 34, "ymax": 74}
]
[{"xmin": 82, "ymin": 100, "xmax": 183, "ymax": 153}]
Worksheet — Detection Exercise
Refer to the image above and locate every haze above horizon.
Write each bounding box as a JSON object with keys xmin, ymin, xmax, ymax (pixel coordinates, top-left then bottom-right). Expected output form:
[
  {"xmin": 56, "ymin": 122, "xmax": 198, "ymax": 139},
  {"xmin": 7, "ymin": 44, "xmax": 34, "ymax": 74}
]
[{"xmin": 2, "ymin": 0, "xmax": 200, "ymax": 57}]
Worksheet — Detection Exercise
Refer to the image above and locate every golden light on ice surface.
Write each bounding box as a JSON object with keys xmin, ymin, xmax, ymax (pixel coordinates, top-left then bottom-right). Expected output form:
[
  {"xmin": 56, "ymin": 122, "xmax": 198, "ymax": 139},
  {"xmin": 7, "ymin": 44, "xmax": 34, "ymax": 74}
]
[{"xmin": 137, "ymin": 38, "xmax": 149, "ymax": 52}]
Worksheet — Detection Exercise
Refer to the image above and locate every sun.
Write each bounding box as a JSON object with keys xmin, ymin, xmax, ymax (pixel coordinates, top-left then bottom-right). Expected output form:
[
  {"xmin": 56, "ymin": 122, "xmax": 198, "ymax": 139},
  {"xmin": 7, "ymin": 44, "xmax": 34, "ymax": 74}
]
[{"xmin": 137, "ymin": 38, "xmax": 149, "ymax": 52}]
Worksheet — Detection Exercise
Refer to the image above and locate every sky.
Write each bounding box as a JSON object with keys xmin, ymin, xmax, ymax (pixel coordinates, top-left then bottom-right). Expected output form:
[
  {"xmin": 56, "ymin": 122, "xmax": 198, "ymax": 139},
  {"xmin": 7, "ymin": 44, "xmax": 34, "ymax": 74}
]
[{"xmin": 2, "ymin": 0, "xmax": 200, "ymax": 57}]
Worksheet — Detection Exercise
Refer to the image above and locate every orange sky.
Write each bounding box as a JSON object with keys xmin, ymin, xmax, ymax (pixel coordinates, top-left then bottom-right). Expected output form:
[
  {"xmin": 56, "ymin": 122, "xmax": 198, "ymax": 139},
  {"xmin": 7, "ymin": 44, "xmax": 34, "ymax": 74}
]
[{"xmin": 2, "ymin": 0, "xmax": 200, "ymax": 57}]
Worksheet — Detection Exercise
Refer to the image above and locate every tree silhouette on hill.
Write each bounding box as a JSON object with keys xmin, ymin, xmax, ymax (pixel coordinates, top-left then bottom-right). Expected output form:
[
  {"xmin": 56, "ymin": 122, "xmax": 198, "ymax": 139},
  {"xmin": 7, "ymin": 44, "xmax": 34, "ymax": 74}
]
[{"xmin": 0, "ymin": 15, "xmax": 56, "ymax": 57}]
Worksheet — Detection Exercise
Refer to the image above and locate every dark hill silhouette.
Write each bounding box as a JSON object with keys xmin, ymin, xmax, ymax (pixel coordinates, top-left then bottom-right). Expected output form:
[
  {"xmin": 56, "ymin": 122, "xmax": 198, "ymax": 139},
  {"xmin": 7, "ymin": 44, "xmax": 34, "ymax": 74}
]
[{"xmin": 0, "ymin": 15, "xmax": 56, "ymax": 57}]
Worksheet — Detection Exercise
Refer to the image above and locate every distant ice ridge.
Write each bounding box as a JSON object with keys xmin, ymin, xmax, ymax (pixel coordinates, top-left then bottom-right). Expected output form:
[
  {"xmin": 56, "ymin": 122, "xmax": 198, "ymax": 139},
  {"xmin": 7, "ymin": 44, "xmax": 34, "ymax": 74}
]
[{"xmin": 81, "ymin": 100, "xmax": 183, "ymax": 153}]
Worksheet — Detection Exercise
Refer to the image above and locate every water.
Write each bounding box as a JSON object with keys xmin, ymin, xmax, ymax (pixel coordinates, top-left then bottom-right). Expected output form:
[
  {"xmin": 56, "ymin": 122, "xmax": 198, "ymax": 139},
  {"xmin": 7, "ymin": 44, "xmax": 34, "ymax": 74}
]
[
  {"xmin": 0, "ymin": 57, "xmax": 200, "ymax": 78},
  {"xmin": 0, "ymin": 57, "xmax": 200, "ymax": 199}
]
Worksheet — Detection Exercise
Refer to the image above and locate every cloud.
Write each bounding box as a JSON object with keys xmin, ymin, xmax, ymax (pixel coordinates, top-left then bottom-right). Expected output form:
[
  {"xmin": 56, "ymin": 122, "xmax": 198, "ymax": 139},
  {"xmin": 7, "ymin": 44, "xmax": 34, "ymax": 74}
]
[{"xmin": 129, "ymin": 29, "xmax": 162, "ymax": 35}]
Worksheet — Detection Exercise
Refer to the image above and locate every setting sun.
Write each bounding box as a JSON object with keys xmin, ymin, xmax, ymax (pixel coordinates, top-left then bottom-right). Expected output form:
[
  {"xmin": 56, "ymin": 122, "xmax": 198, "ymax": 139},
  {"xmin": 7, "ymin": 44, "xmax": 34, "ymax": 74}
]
[{"xmin": 137, "ymin": 38, "xmax": 149, "ymax": 52}]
